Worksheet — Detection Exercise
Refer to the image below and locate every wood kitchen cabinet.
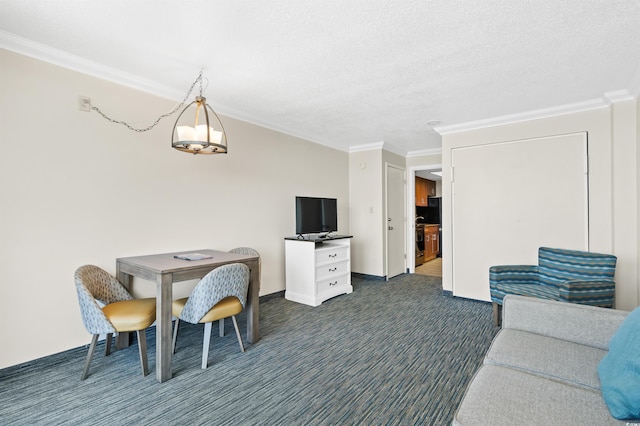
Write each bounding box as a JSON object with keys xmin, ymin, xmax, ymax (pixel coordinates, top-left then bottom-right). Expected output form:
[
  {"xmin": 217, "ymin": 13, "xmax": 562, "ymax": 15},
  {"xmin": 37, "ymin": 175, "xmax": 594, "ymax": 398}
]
[
  {"xmin": 426, "ymin": 179, "xmax": 436, "ymax": 196},
  {"xmin": 416, "ymin": 177, "xmax": 436, "ymax": 206},
  {"xmin": 424, "ymin": 225, "xmax": 439, "ymax": 262}
]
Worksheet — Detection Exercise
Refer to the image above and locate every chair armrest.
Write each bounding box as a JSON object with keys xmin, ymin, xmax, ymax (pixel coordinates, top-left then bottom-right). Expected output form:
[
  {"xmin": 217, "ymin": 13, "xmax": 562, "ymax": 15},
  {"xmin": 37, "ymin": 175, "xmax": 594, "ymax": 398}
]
[
  {"xmin": 489, "ymin": 265, "xmax": 540, "ymax": 287},
  {"xmin": 558, "ymin": 279, "xmax": 615, "ymax": 307},
  {"xmin": 502, "ymin": 294, "xmax": 628, "ymax": 350}
]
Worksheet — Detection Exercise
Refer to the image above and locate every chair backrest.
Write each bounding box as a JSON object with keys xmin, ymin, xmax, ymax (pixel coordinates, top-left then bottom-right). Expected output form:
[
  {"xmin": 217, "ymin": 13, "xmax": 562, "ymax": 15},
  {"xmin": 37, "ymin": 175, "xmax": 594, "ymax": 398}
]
[
  {"xmin": 538, "ymin": 247, "xmax": 617, "ymax": 288},
  {"xmin": 229, "ymin": 247, "xmax": 260, "ymax": 261},
  {"xmin": 229, "ymin": 246, "xmax": 261, "ymax": 277},
  {"xmin": 74, "ymin": 265, "xmax": 133, "ymax": 335},
  {"xmin": 179, "ymin": 263, "xmax": 250, "ymax": 324}
]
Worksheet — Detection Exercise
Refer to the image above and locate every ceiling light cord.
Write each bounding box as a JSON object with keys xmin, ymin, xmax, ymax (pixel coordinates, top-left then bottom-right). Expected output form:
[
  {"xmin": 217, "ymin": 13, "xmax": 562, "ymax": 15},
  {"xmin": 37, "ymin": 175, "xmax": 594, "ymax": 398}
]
[{"xmin": 89, "ymin": 70, "xmax": 204, "ymax": 132}]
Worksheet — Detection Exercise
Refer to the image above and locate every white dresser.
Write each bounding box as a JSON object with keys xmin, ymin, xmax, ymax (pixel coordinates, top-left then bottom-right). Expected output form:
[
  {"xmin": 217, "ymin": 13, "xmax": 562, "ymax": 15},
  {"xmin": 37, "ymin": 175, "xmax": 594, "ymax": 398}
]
[{"xmin": 284, "ymin": 236, "xmax": 353, "ymax": 306}]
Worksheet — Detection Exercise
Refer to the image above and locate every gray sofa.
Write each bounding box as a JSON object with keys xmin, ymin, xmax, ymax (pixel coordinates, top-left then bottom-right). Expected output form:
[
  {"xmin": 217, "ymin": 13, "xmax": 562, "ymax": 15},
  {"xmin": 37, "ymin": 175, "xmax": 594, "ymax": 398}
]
[{"xmin": 453, "ymin": 295, "xmax": 629, "ymax": 426}]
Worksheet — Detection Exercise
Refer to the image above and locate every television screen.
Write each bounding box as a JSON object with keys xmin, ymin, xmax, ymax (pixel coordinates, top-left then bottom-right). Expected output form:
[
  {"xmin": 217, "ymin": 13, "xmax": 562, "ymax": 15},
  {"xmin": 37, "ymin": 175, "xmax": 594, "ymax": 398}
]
[{"xmin": 296, "ymin": 196, "xmax": 338, "ymax": 235}]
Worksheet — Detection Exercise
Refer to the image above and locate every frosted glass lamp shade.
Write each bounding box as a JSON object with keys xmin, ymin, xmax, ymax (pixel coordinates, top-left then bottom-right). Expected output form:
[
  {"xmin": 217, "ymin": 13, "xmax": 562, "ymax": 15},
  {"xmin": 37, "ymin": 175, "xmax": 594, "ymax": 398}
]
[{"xmin": 172, "ymin": 96, "xmax": 227, "ymax": 155}]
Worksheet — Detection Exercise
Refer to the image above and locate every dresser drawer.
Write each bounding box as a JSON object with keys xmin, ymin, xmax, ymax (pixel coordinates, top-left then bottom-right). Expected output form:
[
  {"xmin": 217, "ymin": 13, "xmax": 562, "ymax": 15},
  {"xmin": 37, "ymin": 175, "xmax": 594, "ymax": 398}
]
[
  {"xmin": 317, "ymin": 274, "xmax": 350, "ymax": 294},
  {"xmin": 316, "ymin": 260, "xmax": 349, "ymax": 281},
  {"xmin": 315, "ymin": 245, "xmax": 349, "ymax": 264}
]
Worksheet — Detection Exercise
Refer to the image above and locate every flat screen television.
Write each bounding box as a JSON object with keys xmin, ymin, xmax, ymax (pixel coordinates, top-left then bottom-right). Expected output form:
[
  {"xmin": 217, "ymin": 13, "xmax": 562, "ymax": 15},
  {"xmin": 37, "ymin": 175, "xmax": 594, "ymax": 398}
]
[{"xmin": 295, "ymin": 196, "xmax": 338, "ymax": 236}]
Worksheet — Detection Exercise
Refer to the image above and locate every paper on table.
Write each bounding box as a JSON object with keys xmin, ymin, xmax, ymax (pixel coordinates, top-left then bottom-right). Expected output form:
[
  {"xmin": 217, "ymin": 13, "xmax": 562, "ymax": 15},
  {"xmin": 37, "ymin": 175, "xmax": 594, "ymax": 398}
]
[{"xmin": 173, "ymin": 252, "xmax": 213, "ymax": 261}]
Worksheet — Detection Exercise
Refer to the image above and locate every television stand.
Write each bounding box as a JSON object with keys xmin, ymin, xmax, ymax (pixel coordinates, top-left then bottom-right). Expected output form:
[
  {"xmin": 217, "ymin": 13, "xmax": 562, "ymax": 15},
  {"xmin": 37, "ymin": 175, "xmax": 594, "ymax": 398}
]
[
  {"xmin": 284, "ymin": 235, "xmax": 353, "ymax": 306},
  {"xmin": 294, "ymin": 232, "xmax": 338, "ymax": 240}
]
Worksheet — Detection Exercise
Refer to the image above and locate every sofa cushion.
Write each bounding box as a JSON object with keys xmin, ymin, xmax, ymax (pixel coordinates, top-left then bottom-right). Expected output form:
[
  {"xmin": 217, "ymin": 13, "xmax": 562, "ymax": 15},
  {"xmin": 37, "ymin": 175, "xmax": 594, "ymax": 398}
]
[
  {"xmin": 453, "ymin": 365, "xmax": 624, "ymax": 426},
  {"xmin": 502, "ymin": 295, "xmax": 628, "ymax": 350},
  {"xmin": 485, "ymin": 329, "xmax": 606, "ymax": 390},
  {"xmin": 598, "ymin": 306, "xmax": 640, "ymax": 420}
]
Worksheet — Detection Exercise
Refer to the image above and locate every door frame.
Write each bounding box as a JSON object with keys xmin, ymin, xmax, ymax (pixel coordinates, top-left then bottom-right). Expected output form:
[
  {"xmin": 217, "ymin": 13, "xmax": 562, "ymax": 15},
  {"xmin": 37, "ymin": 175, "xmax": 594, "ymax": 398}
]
[{"xmin": 407, "ymin": 164, "xmax": 442, "ymax": 273}]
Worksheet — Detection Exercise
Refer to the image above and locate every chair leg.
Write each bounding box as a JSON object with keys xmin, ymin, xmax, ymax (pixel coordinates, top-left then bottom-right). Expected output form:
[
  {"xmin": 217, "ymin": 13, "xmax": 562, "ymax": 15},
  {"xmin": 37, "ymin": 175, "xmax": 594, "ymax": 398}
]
[
  {"xmin": 105, "ymin": 333, "xmax": 113, "ymax": 356},
  {"xmin": 136, "ymin": 330, "xmax": 149, "ymax": 377},
  {"xmin": 231, "ymin": 316, "xmax": 245, "ymax": 353},
  {"xmin": 172, "ymin": 319, "xmax": 180, "ymax": 354},
  {"xmin": 81, "ymin": 334, "xmax": 99, "ymax": 380},
  {"xmin": 219, "ymin": 318, "xmax": 225, "ymax": 337},
  {"xmin": 493, "ymin": 302, "xmax": 502, "ymax": 327},
  {"xmin": 202, "ymin": 322, "xmax": 213, "ymax": 369}
]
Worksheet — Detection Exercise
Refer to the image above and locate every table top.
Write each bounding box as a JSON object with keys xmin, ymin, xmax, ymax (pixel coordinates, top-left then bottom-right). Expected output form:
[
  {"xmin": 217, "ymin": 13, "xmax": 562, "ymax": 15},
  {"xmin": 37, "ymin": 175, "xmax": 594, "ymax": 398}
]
[{"xmin": 116, "ymin": 249, "xmax": 258, "ymax": 274}]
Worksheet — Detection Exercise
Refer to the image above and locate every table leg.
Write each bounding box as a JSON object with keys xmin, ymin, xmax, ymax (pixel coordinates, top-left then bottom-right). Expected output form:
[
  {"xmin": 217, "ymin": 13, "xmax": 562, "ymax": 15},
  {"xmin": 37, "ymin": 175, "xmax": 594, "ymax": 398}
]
[
  {"xmin": 156, "ymin": 273, "xmax": 173, "ymax": 382},
  {"xmin": 115, "ymin": 264, "xmax": 132, "ymax": 349},
  {"xmin": 246, "ymin": 259, "xmax": 260, "ymax": 343}
]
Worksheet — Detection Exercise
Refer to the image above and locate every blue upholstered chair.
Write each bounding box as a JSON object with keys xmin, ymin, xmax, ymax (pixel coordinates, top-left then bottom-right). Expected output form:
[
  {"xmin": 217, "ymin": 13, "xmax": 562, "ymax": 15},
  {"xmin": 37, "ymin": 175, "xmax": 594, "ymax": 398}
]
[
  {"xmin": 74, "ymin": 265, "xmax": 156, "ymax": 380},
  {"xmin": 172, "ymin": 263, "xmax": 250, "ymax": 369},
  {"xmin": 490, "ymin": 247, "xmax": 617, "ymax": 326}
]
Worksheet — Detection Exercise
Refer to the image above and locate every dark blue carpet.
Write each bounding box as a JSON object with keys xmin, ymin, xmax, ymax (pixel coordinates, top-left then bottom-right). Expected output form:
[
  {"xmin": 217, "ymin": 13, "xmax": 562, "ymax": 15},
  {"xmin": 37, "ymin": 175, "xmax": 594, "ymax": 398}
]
[{"xmin": 0, "ymin": 274, "xmax": 498, "ymax": 425}]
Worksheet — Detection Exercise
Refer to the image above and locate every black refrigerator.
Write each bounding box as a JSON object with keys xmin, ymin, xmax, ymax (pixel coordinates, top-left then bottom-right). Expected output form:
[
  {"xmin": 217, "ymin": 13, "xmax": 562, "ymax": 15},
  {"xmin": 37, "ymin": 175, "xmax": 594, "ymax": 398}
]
[{"xmin": 416, "ymin": 197, "xmax": 442, "ymax": 257}]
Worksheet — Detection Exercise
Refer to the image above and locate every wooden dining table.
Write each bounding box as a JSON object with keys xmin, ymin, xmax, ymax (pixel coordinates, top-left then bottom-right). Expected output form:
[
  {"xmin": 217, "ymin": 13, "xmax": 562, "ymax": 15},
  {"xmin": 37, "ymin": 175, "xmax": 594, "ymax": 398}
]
[{"xmin": 116, "ymin": 249, "xmax": 260, "ymax": 382}]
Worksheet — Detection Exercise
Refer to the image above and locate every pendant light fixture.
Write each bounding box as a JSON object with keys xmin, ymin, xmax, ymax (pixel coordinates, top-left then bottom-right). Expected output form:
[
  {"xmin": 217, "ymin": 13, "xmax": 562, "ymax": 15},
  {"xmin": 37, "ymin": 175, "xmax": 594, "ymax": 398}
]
[
  {"xmin": 171, "ymin": 73, "xmax": 227, "ymax": 155},
  {"xmin": 84, "ymin": 70, "xmax": 227, "ymax": 155}
]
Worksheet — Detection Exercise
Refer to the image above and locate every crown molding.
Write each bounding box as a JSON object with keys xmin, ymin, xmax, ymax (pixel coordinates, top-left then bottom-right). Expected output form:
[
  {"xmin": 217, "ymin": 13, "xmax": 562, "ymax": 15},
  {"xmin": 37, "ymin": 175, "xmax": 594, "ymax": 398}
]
[
  {"xmin": 434, "ymin": 98, "xmax": 611, "ymax": 135},
  {"xmin": 0, "ymin": 30, "xmax": 185, "ymax": 100},
  {"xmin": 349, "ymin": 142, "xmax": 385, "ymax": 153},
  {"xmin": 406, "ymin": 147, "xmax": 442, "ymax": 158},
  {"xmin": 435, "ymin": 89, "xmax": 639, "ymax": 137},
  {"xmin": 349, "ymin": 141, "xmax": 429, "ymax": 157},
  {"xmin": 604, "ymin": 89, "xmax": 636, "ymax": 104}
]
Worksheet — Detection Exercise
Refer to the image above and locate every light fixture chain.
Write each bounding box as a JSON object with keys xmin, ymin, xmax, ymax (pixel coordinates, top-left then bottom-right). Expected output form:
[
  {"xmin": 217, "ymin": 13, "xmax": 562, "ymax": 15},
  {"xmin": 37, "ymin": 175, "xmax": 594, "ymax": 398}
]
[{"xmin": 89, "ymin": 71, "xmax": 203, "ymax": 132}]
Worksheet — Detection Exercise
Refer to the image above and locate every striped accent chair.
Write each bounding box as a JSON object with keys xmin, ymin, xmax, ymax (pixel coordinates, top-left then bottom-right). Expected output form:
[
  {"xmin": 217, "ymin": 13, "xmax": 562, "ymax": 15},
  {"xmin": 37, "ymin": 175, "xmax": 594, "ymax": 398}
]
[{"xmin": 490, "ymin": 247, "xmax": 617, "ymax": 326}]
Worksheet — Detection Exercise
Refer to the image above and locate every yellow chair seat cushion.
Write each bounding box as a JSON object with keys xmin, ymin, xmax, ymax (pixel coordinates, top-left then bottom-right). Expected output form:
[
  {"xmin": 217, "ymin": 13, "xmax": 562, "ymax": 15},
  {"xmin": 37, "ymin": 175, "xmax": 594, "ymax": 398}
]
[
  {"xmin": 172, "ymin": 296, "xmax": 243, "ymax": 323},
  {"xmin": 102, "ymin": 298, "xmax": 156, "ymax": 332}
]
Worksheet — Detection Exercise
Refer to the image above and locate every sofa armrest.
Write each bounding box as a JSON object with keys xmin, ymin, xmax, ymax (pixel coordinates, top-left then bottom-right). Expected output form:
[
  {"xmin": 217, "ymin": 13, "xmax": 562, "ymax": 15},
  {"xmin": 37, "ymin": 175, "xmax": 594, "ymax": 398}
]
[
  {"xmin": 489, "ymin": 265, "xmax": 539, "ymax": 286},
  {"xmin": 502, "ymin": 294, "xmax": 628, "ymax": 350},
  {"xmin": 558, "ymin": 279, "xmax": 615, "ymax": 307}
]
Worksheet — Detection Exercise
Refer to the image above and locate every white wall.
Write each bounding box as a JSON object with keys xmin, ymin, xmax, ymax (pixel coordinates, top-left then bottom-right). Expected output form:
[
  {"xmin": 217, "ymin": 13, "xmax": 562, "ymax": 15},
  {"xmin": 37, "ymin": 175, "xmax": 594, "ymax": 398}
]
[
  {"xmin": 349, "ymin": 149, "xmax": 383, "ymax": 276},
  {"xmin": 611, "ymin": 98, "xmax": 639, "ymax": 311},
  {"xmin": 441, "ymin": 103, "xmax": 639, "ymax": 311},
  {"xmin": 0, "ymin": 49, "xmax": 349, "ymax": 368},
  {"xmin": 347, "ymin": 147, "xmax": 407, "ymax": 278}
]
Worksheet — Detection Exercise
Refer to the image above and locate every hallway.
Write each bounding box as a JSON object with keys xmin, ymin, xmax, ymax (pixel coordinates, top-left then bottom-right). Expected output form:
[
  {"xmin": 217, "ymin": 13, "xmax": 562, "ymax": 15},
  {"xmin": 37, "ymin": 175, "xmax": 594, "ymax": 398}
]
[{"xmin": 415, "ymin": 257, "xmax": 442, "ymax": 277}]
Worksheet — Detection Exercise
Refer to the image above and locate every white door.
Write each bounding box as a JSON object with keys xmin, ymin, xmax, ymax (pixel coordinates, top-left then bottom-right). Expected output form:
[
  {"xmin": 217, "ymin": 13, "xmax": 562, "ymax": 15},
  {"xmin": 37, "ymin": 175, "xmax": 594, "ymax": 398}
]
[
  {"xmin": 386, "ymin": 164, "xmax": 406, "ymax": 279},
  {"xmin": 451, "ymin": 132, "xmax": 589, "ymax": 301}
]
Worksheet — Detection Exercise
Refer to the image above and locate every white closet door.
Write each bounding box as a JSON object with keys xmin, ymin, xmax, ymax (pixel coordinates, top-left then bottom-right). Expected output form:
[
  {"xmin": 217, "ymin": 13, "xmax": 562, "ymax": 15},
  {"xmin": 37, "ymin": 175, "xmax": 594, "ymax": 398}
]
[
  {"xmin": 451, "ymin": 132, "xmax": 588, "ymax": 301},
  {"xmin": 386, "ymin": 163, "xmax": 406, "ymax": 279}
]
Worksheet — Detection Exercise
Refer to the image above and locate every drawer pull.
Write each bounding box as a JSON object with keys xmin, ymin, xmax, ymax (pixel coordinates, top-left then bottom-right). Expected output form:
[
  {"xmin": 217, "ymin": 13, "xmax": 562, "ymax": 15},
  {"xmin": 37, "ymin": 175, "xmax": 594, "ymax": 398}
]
[
  {"xmin": 329, "ymin": 267, "xmax": 337, "ymax": 272},
  {"xmin": 329, "ymin": 281, "xmax": 338, "ymax": 286},
  {"xmin": 329, "ymin": 253, "xmax": 337, "ymax": 258}
]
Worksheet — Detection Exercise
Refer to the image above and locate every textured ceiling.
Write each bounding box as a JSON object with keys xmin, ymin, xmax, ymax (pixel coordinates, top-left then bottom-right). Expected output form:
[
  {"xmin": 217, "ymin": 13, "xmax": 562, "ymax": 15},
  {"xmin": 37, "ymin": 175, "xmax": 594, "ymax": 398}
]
[{"xmin": 2, "ymin": 1, "xmax": 640, "ymax": 155}]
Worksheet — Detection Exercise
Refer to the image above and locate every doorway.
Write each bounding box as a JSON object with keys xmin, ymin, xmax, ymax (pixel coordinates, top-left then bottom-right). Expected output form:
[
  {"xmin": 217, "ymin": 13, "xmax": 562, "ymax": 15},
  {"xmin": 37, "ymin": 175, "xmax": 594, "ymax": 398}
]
[{"xmin": 408, "ymin": 165, "xmax": 443, "ymax": 278}]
